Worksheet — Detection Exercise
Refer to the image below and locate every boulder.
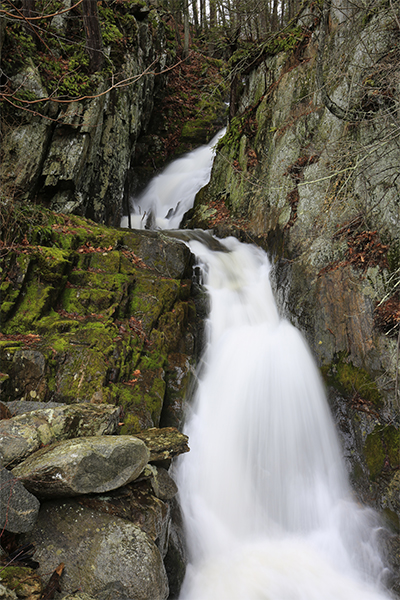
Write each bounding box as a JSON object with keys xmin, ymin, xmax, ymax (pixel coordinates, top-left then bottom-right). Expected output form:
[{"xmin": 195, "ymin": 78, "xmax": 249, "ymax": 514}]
[
  {"xmin": 78, "ymin": 479, "xmax": 171, "ymax": 557},
  {"xmin": 135, "ymin": 427, "xmax": 190, "ymax": 462},
  {"xmin": 12, "ymin": 436, "xmax": 149, "ymax": 498},
  {"xmin": 5, "ymin": 401, "xmax": 60, "ymax": 416},
  {"xmin": 20, "ymin": 500, "xmax": 169, "ymax": 600},
  {"xmin": 0, "ymin": 404, "xmax": 122, "ymax": 468},
  {"xmin": 0, "ymin": 468, "xmax": 40, "ymax": 533}
]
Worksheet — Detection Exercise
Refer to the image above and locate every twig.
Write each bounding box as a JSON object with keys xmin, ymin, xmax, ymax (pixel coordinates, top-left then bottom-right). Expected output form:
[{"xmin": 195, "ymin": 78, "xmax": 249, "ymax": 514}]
[{"xmin": 40, "ymin": 563, "xmax": 65, "ymax": 600}]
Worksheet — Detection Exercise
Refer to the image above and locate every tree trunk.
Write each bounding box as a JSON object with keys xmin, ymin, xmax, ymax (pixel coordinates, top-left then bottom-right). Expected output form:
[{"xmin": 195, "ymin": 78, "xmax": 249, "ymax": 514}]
[
  {"xmin": 191, "ymin": 0, "xmax": 199, "ymax": 34},
  {"xmin": 82, "ymin": 0, "xmax": 104, "ymax": 73},
  {"xmin": 271, "ymin": 0, "xmax": 278, "ymax": 30},
  {"xmin": 183, "ymin": 0, "xmax": 189, "ymax": 58}
]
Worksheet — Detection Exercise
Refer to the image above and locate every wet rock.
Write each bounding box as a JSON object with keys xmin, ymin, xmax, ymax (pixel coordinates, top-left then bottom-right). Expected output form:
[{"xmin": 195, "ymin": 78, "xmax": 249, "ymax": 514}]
[
  {"xmin": 20, "ymin": 500, "xmax": 169, "ymax": 600},
  {"xmin": 12, "ymin": 435, "xmax": 149, "ymax": 498},
  {"xmin": 0, "ymin": 468, "xmax": 40, "ymax": 533},
  {"xmin": 163, "ymin": 497, "xmax": 187, "ymax": 599},
  {"xmin": 0, "ymin": 404, "xmax": 122, "ymax": 467},
  {"xmin": 123, "ymin": 230, "xmax": 193, "ymax": 280},
  {"xmin": 135, "ymin": 427, "xmax": 190, "ymax": 462}
]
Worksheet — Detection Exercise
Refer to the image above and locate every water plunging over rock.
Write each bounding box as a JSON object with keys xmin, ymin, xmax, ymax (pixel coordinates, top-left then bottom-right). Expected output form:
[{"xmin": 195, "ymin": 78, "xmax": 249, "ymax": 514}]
[
  {"xmin": 175, "ymin": 237, "xmax": 391, "ymax": 600},
  {"xmin": 121, "ymin": 129, "xmax": 225, "ymax": 230}
]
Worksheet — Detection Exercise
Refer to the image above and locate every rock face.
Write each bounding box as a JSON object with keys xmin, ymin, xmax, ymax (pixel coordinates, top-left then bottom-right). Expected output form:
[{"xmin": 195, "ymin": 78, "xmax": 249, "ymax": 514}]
[
  {"xmin": 0, "ymin": 7, "xmax": 168, "ymax": 226},
  {"xmin": 12, "ymin": 435, "xmax": 150, "ymax": 497},
  {"xmin": 20, "ymin": 500, "xmax": 169, "ymax": 600},
  {"xmin": 184, "ymin": 0, "xmax": 400, "ymax": 557}
]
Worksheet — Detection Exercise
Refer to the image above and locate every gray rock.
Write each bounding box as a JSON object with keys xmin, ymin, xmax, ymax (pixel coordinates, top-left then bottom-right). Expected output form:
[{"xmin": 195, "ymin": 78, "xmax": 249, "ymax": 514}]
[
  {"xmin": 135, "ymin": 427, "xmax": 190, "ymax": 462},
  {"xmin": 0, "ymin": 584, "xmax": 17, "ymax": 600},
  {"xmin": 12, "ymin": 435, "xmax": 149, "ymax": 498},
  {"xmin": 21, "ymin": 500, "xmax": 169, "ymax": 600},
  {"xmin": 62, "ymin": 595, "xmax": 97, "ymax": 600},
  {"xmin": 0, "ymin": 468, "xmax": 40, "ymax": 533},
  {"xmin": 78, "ymin": 479, "xmax": 171, "ymax": 557},
  {"xmin": 151, "ymin": 466, "xmax": 178, "ymax": 500},
  {"xmin": 0, "ymin": 403, "xmax": 122, "ymax": 467},
  {"xmin": 5, "ymin": 401, "xmax": 61, "ymax": 416}
]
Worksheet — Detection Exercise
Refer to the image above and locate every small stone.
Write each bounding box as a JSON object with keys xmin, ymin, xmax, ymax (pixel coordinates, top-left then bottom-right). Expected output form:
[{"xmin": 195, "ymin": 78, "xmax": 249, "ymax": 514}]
[{"xmin": 135, "ymin": 427, "xmax": 190, "ymax": 462}]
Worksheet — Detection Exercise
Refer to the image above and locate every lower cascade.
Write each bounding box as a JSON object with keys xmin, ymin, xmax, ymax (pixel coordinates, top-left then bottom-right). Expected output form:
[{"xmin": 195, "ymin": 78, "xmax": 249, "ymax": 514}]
[
  {"xmin": 175, "ymin": 238, "xmax": 391, "ymax": 600},
  {"xmin": 122, "ymin": 133, "xmax": 391, "ymax": 600}
]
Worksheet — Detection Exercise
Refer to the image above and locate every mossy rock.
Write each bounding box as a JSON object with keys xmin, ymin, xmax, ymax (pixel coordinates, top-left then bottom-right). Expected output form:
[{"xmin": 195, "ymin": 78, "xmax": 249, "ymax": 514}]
[
  {"xmin": 364, "ymin": 424, "xmax": 400, "ymax": 481},
  {"xmin": 0, "ymin": 566, "xmax": 42, "ymax": 598},
  {"xmin": 0, "ymin": 211, "xmax": 197, "ymax": 435},
  {"xmin": 322, "ymin": 353, "xmax": 383, "ymax": 408}
]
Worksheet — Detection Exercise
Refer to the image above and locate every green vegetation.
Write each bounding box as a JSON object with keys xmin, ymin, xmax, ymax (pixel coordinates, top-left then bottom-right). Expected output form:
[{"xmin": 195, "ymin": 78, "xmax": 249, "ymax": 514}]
[
  {"xmin": 322, "ymin": 352, "xmax": 383, "ymax": 408},
  {"xmin": 0, "ymin": 0, "xmax": 170, "ymax": 119},
  {"xmin": 364, "ymin": 424, "xmax": 400, "ymax": 480},
  {"xmin": 0, "ymin": 210, "xmax": 196, "ymax": 430}
]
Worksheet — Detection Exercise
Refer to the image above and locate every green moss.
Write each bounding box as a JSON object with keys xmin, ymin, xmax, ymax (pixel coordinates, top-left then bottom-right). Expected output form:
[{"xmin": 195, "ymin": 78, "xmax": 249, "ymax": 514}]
[
  {"xmin": 323, "ymin": 353, "xmax": 383, "ymax": 408},
  {"xmin": 364, "ymin": 424, "xmax": 400, "ymax": 480},
  {"xmin": 0, "ymin": 566, "xmax": 40, "ymax": 595},
  {"xmin": 120, "ymin": 412, "xmax": 142, "ymax": 435},
  {"xmin": 61, "ymin": 287, "xmax": 116, "ymax": 315},
  {"xmin": 4, "ymin": 281, "xmax": 56, "ymax": 334},
  {"xmin": 364, "ymin": 429, "xmax": 386, "ymax": 480},
  {"xmin": 35, "ymin": 246, "xmax": 73, "ymax": 283},
  {"xmin": 130, "ymin": 276, "xmax": 180, "ymax": 332},
  {"xmin": 88, "ymin": 250, "xmax": 121, "ymax": 273}
]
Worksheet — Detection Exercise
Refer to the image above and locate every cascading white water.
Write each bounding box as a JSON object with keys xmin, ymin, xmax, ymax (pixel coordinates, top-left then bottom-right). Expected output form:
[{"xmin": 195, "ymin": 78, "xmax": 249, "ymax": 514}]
[
  {"xmin": 120, "ymin": 129, "xmax": 225, "ymax": 230},
  {"xmin": 120, "ymin": 130, "xmax": 391, "ymax": 599},
  {"xmin": 176, "ymin": 238, "xmax": 390, "ymax": 600}
]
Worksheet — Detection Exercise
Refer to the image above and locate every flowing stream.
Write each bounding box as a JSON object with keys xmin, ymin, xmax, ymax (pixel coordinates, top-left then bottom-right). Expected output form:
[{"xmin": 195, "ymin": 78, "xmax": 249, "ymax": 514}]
[
  {"xmin": 122, "ymin": 131, "xmax": 391, "ymax": 600},
  {"xmin": 121, "ymin": 129, "xmax": 225, "ymax": 230}
]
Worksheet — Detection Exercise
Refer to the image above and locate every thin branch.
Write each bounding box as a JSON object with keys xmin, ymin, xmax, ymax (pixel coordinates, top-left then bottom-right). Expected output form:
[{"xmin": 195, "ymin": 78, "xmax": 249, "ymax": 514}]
[
  {"xmin": 1, "ymin": 0, "xmax": 84, "ymax": 21},
  {"xmin": 0, "ymin": 54, "xmax": 192, "ymax": 125}
]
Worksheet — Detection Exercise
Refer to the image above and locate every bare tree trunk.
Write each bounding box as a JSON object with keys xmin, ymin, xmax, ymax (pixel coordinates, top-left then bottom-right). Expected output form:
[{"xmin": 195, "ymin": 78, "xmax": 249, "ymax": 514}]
[
  {"xmin": 208, "ymin": 0, "xmax": 216, "ymax": 53},
  {"xmin": 271, "ymin": 0, "xmax": 278, "ymax": 30},
  {"xmin": 82, "ymin": 0, "xmax": 104, "ymax": 72},
  {"xmin": 191, "ymin": 0, "xmax": 199, "ymax": 33},
  {"xmin": 21, "ymin": 0, "xmax": 38, "ymax": 39},
  {"xmin": 183, "ymin": 0, "xmax": 189, "ymax": 58}
]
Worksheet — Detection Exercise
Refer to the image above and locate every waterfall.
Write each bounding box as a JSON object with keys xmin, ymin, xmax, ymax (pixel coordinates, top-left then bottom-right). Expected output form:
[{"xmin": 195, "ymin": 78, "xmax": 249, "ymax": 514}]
[
  {"xmin": 175, "ymin": 238, "xmax": 390, "ymax": 600},
  {"xmin": 121, "ymin": 131, "xmax": 391, "ymax": 600},
  {"xmin": 120, "ymin": 129, "xmax": 225, "ymax": 230}
]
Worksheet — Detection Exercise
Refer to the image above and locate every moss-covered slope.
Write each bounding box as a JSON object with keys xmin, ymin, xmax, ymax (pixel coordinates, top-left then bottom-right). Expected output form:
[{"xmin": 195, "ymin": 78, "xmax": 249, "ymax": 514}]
[{"xmin": 0, "ymin": 209, "xmax": 197, "ymax": 433}]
